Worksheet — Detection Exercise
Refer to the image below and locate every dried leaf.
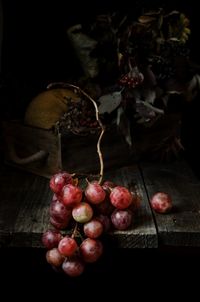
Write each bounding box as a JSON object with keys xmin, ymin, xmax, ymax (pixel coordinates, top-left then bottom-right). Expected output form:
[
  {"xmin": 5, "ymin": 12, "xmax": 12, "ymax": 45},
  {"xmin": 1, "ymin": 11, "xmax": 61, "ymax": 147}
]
[
  {"xmin": 166, "ymin": 10, "xmax": 180, "ymax": 17},
  {"xmin": 158, "ymin": 14, "xmax": 163, "ymax": 29},
  {"xmin": 144, "ymin": 66, "xmax": 157, "ymax": 86},
  {"xmin": 184, "ymin": 74, "xmax": 200, "ymax": 102},
  {"xmin": 138, "ymin": 15, "xmax": 156, "ymax": 24},
  {"xmin": 168, "ymin": 37, "xmax": 180, "ymax": 42},
  {"xmin": 116, "ymin": 107, "xmax": 132, "ymax": 146},
  {"xmin": 67, "ymin": 24, "xmax": 98, "ymax": 78},
  {"xmin": 98, "ymin": 91, "xmax": 122, "ymax": 114},
  {"xmin": 142, "ymin": 89, "xmax": 156, "ymax": 104},
  {"xmin": 144, "ymin": 9, "xmax": 163, "ymax": 16}
]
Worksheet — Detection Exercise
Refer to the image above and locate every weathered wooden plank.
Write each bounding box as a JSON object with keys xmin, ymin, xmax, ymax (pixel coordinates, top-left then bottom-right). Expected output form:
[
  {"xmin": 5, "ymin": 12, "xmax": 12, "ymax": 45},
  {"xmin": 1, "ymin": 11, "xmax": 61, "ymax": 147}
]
[
  {"xmin": 0, "ymin": 163, "xmax": 52, "ymax": 247},
  {"xmin": 0, "ymin": 163, "xmax": 157, "ymax": 248},
  {"xmin": 103, "ymin": 165, "xmax": 157, "ymax": 248},
  {"xmin": 141, "ymin": 159, "xmax": 200, "ymax": 247},
  {"xmin": 0, "ymin": 164, "xmax": 44, "ymax": 246},
  {"xmin": 11, "ymin": 176, "xmax": 52, "ymax": 247}
]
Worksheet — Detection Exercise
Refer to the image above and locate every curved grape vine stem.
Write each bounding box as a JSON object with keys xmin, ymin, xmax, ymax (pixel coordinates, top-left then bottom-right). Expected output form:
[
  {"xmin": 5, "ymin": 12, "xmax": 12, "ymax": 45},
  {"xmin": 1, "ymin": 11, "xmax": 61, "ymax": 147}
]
[{"xmin": 47, "ymin": 82, "xmax": 105, "ymax": 184}]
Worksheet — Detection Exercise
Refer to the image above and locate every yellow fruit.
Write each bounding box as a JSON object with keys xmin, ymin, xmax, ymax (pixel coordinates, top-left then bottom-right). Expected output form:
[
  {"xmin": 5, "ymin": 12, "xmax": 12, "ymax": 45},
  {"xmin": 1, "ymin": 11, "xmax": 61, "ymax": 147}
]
[{"xmin": 24, "ymin": 88, "xmax": 80, "ymax": 129}]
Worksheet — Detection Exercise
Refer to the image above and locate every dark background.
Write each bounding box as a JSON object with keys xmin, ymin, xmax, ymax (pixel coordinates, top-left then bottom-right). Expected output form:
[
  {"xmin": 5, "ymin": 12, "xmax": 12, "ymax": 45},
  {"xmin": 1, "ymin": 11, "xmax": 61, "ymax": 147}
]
[
  {"xmin": 1, "ymin": 246, "xmax": 200, "ymax": 296},
  {"xmin": 1, "ymin": 0, "xmax": 200, "ymax": 117},
  {"xmin": 1, "ymin": 0, "xmax": 200, "ymax": 171},
  {"xmin": 0, "ymin": 1, "xmax": 200, "ymax": 291}
]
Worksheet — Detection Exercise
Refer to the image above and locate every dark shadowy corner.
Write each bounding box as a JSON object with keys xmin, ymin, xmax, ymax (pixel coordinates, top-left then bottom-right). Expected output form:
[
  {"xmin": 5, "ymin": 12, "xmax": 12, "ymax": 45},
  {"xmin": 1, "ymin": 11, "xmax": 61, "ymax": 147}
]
[
  {"xmin": 1, "ymin": 246, "xmax": 200, "ymax": 298},
  {"xmin": 1, "ymin": 0, "xmax": 200, "ymax": 168}
]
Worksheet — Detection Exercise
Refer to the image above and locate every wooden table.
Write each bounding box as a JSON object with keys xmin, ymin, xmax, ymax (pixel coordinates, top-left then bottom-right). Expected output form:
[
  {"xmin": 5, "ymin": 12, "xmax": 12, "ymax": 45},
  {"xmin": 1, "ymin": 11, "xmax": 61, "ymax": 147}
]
[
  {"xmin": 0, "ymin": 158, "xmax": 200, "ymax": 249},
  {"xmin": 140, "ymin": 160, "xmax": 200, "ymax": 247}
]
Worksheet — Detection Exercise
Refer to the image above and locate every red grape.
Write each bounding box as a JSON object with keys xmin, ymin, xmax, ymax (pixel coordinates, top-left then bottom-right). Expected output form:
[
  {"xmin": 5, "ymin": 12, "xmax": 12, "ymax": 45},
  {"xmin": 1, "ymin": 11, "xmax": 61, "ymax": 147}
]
[
  {"xmin": 50, "ymin": 216, "xmax": 70, "ymax": 230},
  {"xmin": 62, "ymin": 257, "xmax": 85, "ymax": 277},
  {"xmin": 50, "ymin": 199, "xmax": 72, "ymax": 222},
  {"xmin": 85, "ymin": 182, "xmax": 106, "ymax": 204},
  {"xmin": 110, "ymin": 186, "xmax": 133, "ymax": 209},
  {"xmin": 46, "ymin": 248, "xmax": 64, "ymax": 267},
  {"xmin": 42, "ymin": 229, "xmax": 62, "ymax": 249},
  {"xmin": 96, "ymin": 214, "xmax": 111, "ymax": 232},
  {"xmin": 95, "ymin": 194, "xmax": 114, "ymax": 215},
  {"xmin": 50, "ymin": 172, "xmax": 73, "ymax": 194},
  {"xmin": 83, "ymin": 219, "xmax": 103, "ymax": 238},
  {"xmin": 61, "ymin": 184, "xmax": 82, "ymax": 208},
  {"xmin": 111, "ymin": 209, "xmax": 133, "ymax": 230},
  {"xmin": 58, "ymin": 236, "xmax": 78, "ymax": 257},
  {"xmin": 80, "ymin": 238, "xmax": 103, "ymax": 263},
  {"xmin": 72, "ymin": 202, "xmax": 93, "ymax": 223},
  {"xmin": 102, "ymin": 180, "xmax": 116, "ymax": 192},
  {"xmin": 150, "ymin": 192, "xmax": 172, "ymax": 213}
]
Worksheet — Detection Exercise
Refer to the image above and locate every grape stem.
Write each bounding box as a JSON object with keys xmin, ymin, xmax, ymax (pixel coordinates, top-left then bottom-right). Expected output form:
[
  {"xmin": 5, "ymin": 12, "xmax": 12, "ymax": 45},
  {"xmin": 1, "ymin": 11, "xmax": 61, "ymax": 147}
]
[
  {"xmin": 71, "ymin": 222, "xmax": 78, "ymax": 239},
  {"xmin": 71, "ymin": 222, "xmax": 84, "ymax": 241},
  {"xmin": 48, "ymin": 82, "xmax": 105, "ymax": 184}
]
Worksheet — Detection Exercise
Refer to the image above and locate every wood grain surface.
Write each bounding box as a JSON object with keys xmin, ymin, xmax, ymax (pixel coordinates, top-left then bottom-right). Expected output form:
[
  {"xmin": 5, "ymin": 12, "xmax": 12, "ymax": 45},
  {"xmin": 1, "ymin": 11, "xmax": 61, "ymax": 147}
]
[
  {"xmin": 140, "ymin": 159, "xmax": 200, "ymax": 246},
  {"xmin": 0, "ymin": 163, "xmax": 157, "ymax": 248}
]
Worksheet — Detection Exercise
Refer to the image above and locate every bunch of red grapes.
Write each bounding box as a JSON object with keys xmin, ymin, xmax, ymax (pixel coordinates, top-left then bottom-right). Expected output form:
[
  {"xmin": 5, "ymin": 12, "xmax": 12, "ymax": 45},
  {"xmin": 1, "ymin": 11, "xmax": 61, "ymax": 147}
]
[{"xmin": 42, "ymin": 171, "xmax": 140, "ymax": 277}]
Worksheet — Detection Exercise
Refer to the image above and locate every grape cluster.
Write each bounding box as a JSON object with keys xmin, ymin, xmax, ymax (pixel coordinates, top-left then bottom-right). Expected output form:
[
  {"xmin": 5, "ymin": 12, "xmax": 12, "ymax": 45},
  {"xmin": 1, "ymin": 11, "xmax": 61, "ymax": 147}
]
[
  {"xmin": 57, "ymin": 98, "xmax": 99, "ymax": 135},
  {"xmin": 42, "ymin": 172, "xmax": 141, "ymax": 277}
]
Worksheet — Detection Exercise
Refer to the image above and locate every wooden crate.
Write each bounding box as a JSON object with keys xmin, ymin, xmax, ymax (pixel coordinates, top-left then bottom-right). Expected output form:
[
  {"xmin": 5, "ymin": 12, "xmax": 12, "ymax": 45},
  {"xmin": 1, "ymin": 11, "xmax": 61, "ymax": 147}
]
[{"xmin": 2, "ymin": 120, "xmax": 135, "ymax": 178}]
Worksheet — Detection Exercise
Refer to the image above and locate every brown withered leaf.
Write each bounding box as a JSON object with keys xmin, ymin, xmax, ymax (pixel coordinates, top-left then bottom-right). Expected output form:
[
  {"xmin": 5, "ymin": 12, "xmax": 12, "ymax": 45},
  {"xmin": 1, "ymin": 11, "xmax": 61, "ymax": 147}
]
[
  {"xmin": 138, "ymin": 15, "xmax": 156, "ymax": 24},
  {"xmin": 144, "ymin": 8, "xmax": 163, "ymax": 16}
]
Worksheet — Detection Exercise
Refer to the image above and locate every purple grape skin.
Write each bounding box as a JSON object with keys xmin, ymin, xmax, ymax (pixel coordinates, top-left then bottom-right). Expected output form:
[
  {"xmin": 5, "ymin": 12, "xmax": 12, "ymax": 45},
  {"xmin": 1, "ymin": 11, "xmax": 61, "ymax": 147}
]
[
  {"xmin": 85, "ymin": 182, "xmax": 106, "ymax": 204},
  {"xmin": 80, "ymin": 238, "xmax": 103, "ymax": 263},
  {"xmin": 46, "ymin": 248, "xmax": 64, "ymax": 267},
  {"xmin": 50, "ymin": 172, "xmax": 73, "ymax": 194},
  {"xmin": 50, "ymin": 216, "xmax": 70, "ymax": 230},
  {"xmin": 62, "ymin": 257, "xmax": 85, "ymax": 277},
  {"xmin": 50, "ymin": 199, "xmax": 72, "ymax": 222},
  {"xmin": 83, "ymin": 219, "xmax": 103, "ymax": 238},
  {"xmin": 96, "ymin": 214, "xmax": 111, "ymax": 232},
  {"xmin": 111, "ymin": 209, "xmax": 133, "ymax": 230},
  {"xmin": 42, "ymin": 229, "xmax": 62, "ymax": 249}
]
